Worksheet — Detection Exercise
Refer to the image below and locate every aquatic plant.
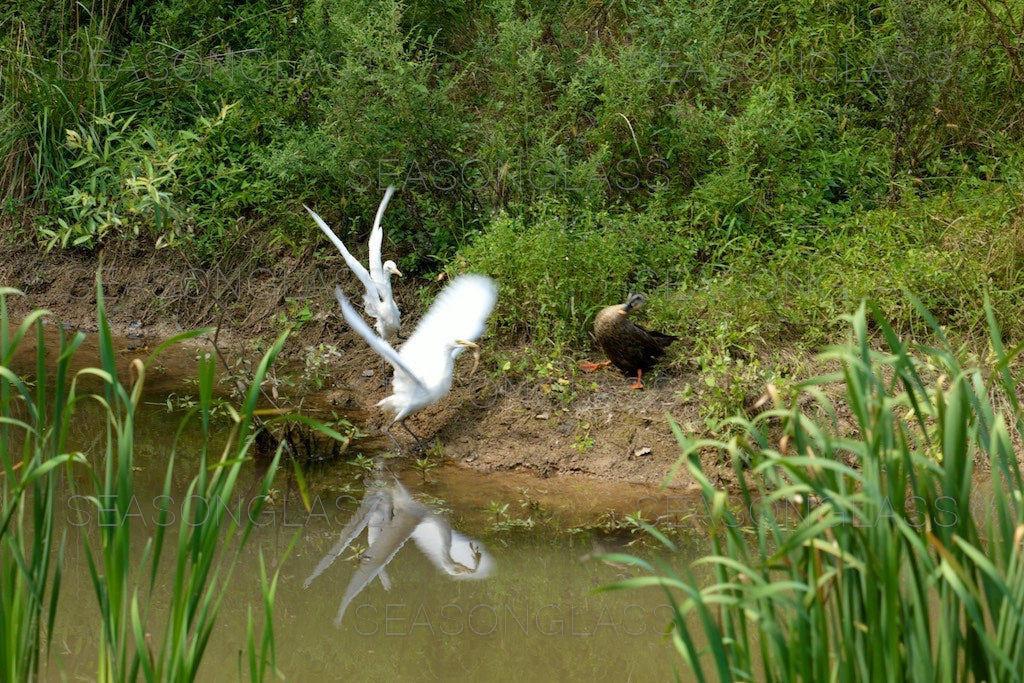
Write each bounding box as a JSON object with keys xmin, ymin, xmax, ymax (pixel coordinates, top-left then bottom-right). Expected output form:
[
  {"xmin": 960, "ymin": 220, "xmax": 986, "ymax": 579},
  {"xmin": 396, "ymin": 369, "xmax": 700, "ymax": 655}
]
[
  {"xmin": 0, "ymin": 289, "xmax": 85, "ymax": 680},
  {"xmin": 605, "ymin": 296, "xmax": 1024, "ymax": 681},
  {"xmin": 0, "ymin": 275, "xmax": 288, "ymax": 680}
]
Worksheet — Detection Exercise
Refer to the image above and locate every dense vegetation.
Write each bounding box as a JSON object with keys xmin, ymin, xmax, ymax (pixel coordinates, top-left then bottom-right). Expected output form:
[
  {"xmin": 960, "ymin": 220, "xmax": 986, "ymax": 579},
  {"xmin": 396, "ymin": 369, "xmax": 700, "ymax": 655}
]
[
  {"xmin": 4, "ymin": 3, "xmax": 1024, "ymax": 677},
  {"xmin": 2, "ymin": 0, "xmax": 1023, "ymax": 362},
  {"xmin": 611, "ymin": 297, "xmax": 1024, "ymax": 681}
]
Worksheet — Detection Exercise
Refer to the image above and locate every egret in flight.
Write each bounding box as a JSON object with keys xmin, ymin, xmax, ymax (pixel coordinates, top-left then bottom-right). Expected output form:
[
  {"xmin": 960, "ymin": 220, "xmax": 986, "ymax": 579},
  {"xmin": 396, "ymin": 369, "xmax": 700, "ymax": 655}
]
[{"xmin": 335, "ymin": 273, "xmax": 498, "ymax": 452}]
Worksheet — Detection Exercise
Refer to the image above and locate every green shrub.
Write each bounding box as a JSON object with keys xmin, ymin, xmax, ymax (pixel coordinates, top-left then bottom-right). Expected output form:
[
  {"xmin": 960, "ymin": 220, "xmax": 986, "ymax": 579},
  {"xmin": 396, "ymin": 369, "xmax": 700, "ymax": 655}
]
[
  {"xmin": 461, "ymin": 202, "xmax": 698, "ymax": 348},
  {"xmin": 36, "ymin": 114, "xmax": 183, "ymax": 250}
]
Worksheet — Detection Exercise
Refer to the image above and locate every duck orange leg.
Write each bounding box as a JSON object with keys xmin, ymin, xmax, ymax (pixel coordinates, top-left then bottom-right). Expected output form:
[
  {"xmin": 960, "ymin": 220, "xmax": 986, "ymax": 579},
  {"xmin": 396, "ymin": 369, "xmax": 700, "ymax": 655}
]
[
  {"xmin": 579, "ymin": 359, "xmax": 612, "ymax": 372},
  {"xmin": 629, "ymin": 369, "xmax": 644, "ymax": 390}
]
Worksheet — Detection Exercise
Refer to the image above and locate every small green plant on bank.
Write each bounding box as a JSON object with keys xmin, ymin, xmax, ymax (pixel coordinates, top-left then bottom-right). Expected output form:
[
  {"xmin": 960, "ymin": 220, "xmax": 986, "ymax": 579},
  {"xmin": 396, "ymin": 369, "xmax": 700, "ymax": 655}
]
[
  {"xmin": 346, "ymin": 453, "xmax": 377, "ymax": 478},
  {"xmin": 0, "ymin": 276, "xmax": 291, "ymax": 680},
  {"xmin": 324, "ymin": 413, "xmax": 362, "ymax": 447},
  {"xmin": 517, "ymin": 487, "xmax": 544, "ymax": 517},
  {"xmin": 219, "ymin": 346, "xmax": 294, "ymax": 405},
  {"xmin": 487, "ymin": 500, "xmax": 509, "ymax": 526},
  {"xmin": 495, "ymin": 516, "xmax": 536, "ymax": 532},
  {"xmin": 696, "ymin": 352, "xmax": 762, "ymax": 430},
  {"xmin": 568, "ymin": 510, "xmax": 653, "ymax": 538},
  {"xmin": 151, "ymin": 391, "xmax": 233, "ymax": 417},
  {"xmin": 343, "ymin": 542, "xmax": 369, "ymax": 565},
  {"xmin": 302, "ymin": 343, "xmax": 343, "ymax": 389},
  {"xmin": 276, "ymin": 298, "xmax": 313, "ymax": 332},
  {"xmin": 605, "ymin": 296, "xmax": 1024, "ymax": 681},
  {"xmin": 426, "ymin": 438, "xmax": 445, "ymax": 462},
  {"xmin": 485, "ymin": 499, "xmax": 536, "ymax": 532},
  {"xmin": 535, "ymin": 356, "xmax": 578, "ymax": 408},
  {"xmin": 571, "ymin": 422, "xmax": 594, "ymax": 453}
]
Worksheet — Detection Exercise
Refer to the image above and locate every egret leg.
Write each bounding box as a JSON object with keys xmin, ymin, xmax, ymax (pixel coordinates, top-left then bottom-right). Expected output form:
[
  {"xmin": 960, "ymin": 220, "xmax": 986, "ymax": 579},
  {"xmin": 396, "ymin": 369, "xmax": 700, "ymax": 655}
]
[
  {"xmin": 400, "ymin": 420, "xmax": 427, "ymax": 453},
  {"xmin": 379, "ymin": 358, "xmax": 390, "ymax": 390},
  {"xmin": 384, "ymin": 423, "xmax": 404, "ymax": 454},
  {"xmin": 579, "ymin": 359, "xmax": 612, "ymax": 372}
]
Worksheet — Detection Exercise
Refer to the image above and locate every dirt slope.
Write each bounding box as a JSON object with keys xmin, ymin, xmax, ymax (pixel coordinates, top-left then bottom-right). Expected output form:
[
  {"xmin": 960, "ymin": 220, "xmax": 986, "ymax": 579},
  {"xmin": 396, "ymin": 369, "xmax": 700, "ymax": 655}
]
[{"xmin": 1, "ymin": 244, "xmax": 736, "ymax": 489}]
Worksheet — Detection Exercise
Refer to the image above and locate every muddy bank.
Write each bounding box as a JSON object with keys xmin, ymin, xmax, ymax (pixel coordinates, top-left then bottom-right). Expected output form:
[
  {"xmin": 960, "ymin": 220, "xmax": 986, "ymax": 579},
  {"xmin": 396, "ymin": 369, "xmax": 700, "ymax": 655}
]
[{"xmin": 0, "ymin": 244, "xmax": 744, "ymax": 488}]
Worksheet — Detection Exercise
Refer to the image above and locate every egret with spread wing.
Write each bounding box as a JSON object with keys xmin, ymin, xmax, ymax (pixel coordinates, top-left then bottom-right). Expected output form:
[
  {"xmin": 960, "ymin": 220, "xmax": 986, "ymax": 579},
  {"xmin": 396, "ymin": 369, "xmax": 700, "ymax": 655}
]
[
  {"xmin": 306, "ymin": 186, "xmax": 402, "ymax": 341},
  {"xmin": 335, "ymin": 274, "xmax": 498, "ymax": 452}
]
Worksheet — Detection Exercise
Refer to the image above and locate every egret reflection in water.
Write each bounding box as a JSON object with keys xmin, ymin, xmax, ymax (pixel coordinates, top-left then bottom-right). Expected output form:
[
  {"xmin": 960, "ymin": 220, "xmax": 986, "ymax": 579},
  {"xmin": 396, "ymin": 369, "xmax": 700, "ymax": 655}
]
[{"xmin": 304, "ymin": 479, "xmax": 495, "ymax": 625}]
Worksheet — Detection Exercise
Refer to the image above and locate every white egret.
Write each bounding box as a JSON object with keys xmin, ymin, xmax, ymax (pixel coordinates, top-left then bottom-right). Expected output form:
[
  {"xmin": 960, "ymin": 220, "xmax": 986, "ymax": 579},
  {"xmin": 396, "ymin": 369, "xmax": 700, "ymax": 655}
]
[
  {"xmin": 335, "ymin": 273, "xmax": 498, "ymax": 452},
  {"xmin": 304, "ymin": 479, "xmax": 494, "ymax": 626},
  {"xmin": 305, "ymin": 186, "xmax": 402, "ymax": 341}
]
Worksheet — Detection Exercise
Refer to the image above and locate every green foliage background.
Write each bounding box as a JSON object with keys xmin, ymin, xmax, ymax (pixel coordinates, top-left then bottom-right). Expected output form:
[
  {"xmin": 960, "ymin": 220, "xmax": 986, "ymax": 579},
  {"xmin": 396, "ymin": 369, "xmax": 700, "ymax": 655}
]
[{"xmin": 2, "ymin": 0, "xmax": 1023, "ymax": 353}]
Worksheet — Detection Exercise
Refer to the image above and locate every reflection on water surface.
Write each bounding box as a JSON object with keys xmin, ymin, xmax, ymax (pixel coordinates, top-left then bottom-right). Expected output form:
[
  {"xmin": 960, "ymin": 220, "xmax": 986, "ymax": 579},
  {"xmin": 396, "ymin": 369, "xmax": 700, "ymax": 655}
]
[
  {"xmin": 304, "ymin": 477, "xmax": 495, "ymax": 625},
  {"xmin": 34, "ymin": 394, "xmax": 698, "ymax": 681}
]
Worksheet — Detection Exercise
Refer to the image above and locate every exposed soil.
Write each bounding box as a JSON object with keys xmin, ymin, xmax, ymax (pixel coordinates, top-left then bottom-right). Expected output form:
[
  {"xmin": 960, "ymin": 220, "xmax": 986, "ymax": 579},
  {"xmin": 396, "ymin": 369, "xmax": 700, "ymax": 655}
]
[{"xmin": 0, "ymin": 243, "xmax": 757, "ymax": 490}]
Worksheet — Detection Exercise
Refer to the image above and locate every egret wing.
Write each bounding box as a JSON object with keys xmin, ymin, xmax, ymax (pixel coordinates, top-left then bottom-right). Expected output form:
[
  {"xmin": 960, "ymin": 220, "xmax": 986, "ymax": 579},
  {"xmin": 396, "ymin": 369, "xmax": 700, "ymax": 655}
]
[
  {"xmin": 335, "ymin": 286, "xmax": 426, "ymax": 392},
  {"xmin": 368, "ymin": 186, "xmax": 396, "ymax": 284},
  {"xmin": 333, "ymin": 501, "xmax": 421, "ymax": 625},
  {"xmin": 399, "ymin": 274, "xmax": 498, "ymax": 365},
  {"xmin": 306, "ymin": 205, "xmax": 379, "ymax": 301},
  {"xmin": 302, "ymin": 488, "xmax": 387, "ymax": 588}
]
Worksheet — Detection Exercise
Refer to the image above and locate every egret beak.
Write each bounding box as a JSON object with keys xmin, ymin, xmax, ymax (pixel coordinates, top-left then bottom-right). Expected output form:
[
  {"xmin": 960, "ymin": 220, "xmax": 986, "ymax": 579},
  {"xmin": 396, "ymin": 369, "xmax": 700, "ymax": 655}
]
[
  {"xmin": 393, "ymin": 267, "xmax": 403, "ymax": 277},
  {"xmin": 456, "ymin": 340, "xmax": 481, "ymax": 375}
]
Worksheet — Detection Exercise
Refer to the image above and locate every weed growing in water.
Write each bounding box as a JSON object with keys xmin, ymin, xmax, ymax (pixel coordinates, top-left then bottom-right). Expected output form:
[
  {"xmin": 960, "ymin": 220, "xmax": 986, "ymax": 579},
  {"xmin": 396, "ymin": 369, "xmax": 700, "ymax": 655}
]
[{"xmin": 0, "ymin": 276, "xmax": 290, "ymax": 679}]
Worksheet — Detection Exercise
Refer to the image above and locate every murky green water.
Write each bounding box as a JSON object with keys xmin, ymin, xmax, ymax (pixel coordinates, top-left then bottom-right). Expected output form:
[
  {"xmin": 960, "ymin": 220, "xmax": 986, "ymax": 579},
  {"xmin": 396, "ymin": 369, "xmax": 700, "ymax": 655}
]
[{"xmin": 36, "ymin": 399, "xmax": 704, "ymax": 681}]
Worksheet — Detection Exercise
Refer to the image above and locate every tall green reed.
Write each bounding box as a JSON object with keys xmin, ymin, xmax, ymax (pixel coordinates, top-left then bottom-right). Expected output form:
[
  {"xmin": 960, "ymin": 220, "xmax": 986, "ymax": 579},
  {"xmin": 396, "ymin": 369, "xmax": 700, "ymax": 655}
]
[
  {"xmin": 0, "ymin": 273, "xmax": 288, "ymax": 680},
  {"xmin": 605, "ymin": 296, "xmax": 1024, "ymax": 682},
  {"xmin": 0, "ymin": 288, "xmax": 86, "ymax": 679}
]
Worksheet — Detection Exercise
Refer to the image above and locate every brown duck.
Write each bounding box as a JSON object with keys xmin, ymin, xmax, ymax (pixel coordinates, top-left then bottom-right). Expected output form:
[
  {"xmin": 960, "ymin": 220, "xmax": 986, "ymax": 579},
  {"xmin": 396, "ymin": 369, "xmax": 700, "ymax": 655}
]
[{"xmin": 579, "ymin": 293, "xmax": 677, "ymax": 389}]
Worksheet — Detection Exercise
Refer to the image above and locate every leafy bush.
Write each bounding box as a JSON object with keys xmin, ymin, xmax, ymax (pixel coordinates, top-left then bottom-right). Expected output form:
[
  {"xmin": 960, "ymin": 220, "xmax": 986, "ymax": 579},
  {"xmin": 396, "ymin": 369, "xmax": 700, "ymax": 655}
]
[
  {"xmin": 461, "ymin": 202, "xmax": 698, "ymax": 348},
  {"xmin": 36, "ymin": 114, "xmax": 183, "ymax": 250}
]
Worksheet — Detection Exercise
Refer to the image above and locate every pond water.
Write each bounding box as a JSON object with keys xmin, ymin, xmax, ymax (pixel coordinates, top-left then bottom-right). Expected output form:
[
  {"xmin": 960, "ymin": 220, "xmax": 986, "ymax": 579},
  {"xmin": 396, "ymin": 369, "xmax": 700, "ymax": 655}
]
[{"xmin": 34, "ymin": 396, "xmax": 706, "ymax": 681}]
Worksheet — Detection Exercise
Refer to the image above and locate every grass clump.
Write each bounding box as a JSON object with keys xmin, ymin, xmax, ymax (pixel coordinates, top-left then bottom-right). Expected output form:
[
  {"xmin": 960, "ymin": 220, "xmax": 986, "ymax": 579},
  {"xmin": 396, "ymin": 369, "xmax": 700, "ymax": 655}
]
[
  {"xmin": 604, "ymin": 296, "xmax": 1024, "ymax": 680},
  {"xmin": 0, "ymin": 276, "xmax": 290, "ymax": 680}
]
